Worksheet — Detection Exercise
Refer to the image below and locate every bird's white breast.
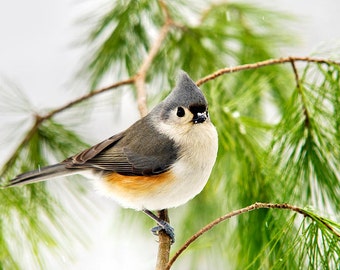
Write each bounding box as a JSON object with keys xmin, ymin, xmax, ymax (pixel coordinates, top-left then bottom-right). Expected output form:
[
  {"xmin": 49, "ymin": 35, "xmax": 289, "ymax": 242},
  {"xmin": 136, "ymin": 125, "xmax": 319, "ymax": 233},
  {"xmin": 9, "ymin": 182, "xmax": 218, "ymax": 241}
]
[{"xmin": 144, "ymin": 119, "xmax": 218, "ymax": 210}]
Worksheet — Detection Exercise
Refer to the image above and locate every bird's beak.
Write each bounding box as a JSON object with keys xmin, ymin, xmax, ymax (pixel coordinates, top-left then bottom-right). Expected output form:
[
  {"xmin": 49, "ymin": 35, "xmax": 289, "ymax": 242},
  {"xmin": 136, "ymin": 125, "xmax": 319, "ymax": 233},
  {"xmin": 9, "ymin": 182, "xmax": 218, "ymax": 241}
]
[{"xmin": 193, "ymin": 112, "xmax": 207, "ymax": 124}]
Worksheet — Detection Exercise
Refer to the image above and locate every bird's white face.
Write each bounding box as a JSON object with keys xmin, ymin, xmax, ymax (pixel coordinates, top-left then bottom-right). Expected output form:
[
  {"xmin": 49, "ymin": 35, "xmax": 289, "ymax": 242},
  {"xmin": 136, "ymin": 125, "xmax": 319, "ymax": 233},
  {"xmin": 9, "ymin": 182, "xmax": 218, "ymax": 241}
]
[
  {"xmin": 168, "ymin": 106, "xmax": 195, "ymax": 124},
  {"xmin": 160, "ymin": 105, "xmax": 210, "ymax": 137}
]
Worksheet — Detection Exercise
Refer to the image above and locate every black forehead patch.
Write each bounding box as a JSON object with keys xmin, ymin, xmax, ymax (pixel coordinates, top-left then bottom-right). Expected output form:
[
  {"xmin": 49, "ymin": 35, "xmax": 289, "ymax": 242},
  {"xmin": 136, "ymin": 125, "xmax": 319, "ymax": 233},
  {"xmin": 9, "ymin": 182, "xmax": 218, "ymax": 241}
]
[{"xmin": 189, "ymin": 104, "xmax": 207, "ymax": 115}]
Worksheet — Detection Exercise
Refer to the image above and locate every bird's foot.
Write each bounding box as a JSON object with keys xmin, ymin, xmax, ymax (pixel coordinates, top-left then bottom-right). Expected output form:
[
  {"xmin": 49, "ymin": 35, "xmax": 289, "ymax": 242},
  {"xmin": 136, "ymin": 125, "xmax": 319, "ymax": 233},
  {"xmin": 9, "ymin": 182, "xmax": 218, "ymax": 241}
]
[
  {"xmin": 142, "ymin": 209, "xmax": 175, "ymax": 244},
  {"xmin": 151, "ymin": 221, "xmax": 175, "ymax": 244}
]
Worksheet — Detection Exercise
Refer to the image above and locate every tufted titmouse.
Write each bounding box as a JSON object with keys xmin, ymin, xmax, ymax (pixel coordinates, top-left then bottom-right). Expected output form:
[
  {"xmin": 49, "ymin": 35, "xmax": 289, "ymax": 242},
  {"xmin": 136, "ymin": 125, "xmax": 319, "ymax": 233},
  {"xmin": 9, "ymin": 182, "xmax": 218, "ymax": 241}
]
[{"xmin": 4, "ymin": 72, "xmax": 218, "ymax": 242}]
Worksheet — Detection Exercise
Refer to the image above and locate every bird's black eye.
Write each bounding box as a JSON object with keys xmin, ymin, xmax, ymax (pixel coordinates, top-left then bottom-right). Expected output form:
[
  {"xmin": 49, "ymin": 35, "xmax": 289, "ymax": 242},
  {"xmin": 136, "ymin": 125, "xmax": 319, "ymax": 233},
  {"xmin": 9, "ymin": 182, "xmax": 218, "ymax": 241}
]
[{"xmin": 176, "ymin": 107, "xmax": 185, "ymax": 117}]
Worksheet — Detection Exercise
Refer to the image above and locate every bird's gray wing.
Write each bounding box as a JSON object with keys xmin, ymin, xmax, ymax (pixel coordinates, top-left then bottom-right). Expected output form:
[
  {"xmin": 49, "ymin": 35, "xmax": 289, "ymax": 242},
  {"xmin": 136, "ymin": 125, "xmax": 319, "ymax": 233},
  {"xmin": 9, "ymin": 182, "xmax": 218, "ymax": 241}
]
[
  {"xmin": 81, "ymin": 148, "xmax": 174, "ymax": 176},
  {"xmin": 65, "ymin": 120, "xmax": 178, "ymax": 176},
  {"xmin": 66, "ymin": 131, "xmax": 125, "ymax": 164}
]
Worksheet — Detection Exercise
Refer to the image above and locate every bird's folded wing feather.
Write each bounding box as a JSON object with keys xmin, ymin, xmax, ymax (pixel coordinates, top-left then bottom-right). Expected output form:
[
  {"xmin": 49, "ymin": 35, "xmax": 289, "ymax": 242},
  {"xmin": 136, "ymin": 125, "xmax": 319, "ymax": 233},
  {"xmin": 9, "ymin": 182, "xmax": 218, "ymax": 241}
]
[{"xmin": 64, "ymin": 131, "xmax": 177, "ymax": 176}]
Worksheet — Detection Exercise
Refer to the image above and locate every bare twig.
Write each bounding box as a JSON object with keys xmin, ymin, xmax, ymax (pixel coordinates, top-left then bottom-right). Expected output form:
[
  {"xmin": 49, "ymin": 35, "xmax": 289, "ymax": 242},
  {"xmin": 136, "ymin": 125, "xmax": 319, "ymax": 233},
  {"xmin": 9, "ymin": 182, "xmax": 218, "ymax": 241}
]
[
  {"xmin": 165, "ymin": 202, "xmax": 340, "ymax": 270},
  {"xmin": 44, "ymin": 78, "xmax": 135, "ymax": 119},
  {"xmin": 289, "ymin": 58, "xmax": 310, "ymax": 127},
  {"xmin": 196, "ymin": 56, "xmax": 340, "ymax": 86},
  {"xmin": 134, "ymin": 5, "xmax": 172, "ymax": 117},
  {"xmin": 156, "ymin": 209, "xmax": 172, "ymax": 270},
  {"xmin": 289, "ymin": 58, "xmax": 302, "ymax": 90}
]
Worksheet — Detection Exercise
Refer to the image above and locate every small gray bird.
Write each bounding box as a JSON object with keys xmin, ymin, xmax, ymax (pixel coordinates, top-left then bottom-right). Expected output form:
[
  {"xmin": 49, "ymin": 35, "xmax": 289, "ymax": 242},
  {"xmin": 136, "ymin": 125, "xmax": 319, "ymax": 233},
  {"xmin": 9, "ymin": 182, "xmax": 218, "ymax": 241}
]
[{"xmin": 5, "ymin": 72, "xmax": 218, "ymax": 243}]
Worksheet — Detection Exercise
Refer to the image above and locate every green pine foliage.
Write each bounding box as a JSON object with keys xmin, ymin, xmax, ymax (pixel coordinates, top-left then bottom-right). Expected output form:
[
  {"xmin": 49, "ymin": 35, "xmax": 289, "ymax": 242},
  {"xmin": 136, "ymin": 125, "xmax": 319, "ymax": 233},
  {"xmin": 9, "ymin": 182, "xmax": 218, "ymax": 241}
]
[
  {"xmin": 82, "ymin": 0, "xmax": 163, "ymax": 88},
  {"xmin": 0, "ymin": 1, "xmax": 339, "ymax": 269},
  {"xmin": 0, "ymin": 86, "xmax": 89, "ymax": 269},
  {"xmin": 271, "ymin": 63, "xmax": 340, "ymax": 210}
]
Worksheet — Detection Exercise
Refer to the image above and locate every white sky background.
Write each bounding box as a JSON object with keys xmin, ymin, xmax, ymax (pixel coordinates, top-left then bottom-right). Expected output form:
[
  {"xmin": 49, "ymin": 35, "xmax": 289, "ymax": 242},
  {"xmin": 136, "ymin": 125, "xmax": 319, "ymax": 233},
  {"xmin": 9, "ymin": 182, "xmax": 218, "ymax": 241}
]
[{"xmin": 0, "ymin": 0, "xmax": 340, "ymax": 269}]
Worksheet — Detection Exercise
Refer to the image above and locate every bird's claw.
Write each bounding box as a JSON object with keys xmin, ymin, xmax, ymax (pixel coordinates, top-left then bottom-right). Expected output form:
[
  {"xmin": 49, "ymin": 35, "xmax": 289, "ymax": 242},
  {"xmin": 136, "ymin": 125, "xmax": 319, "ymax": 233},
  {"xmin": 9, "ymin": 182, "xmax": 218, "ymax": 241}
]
[
  {"xmin": 151, "ymin": 222, "xmax": 175, "ymax": 244},
  {"xmin": 142, "ymin": 209, "xmax": 175, "ymax": 244}
]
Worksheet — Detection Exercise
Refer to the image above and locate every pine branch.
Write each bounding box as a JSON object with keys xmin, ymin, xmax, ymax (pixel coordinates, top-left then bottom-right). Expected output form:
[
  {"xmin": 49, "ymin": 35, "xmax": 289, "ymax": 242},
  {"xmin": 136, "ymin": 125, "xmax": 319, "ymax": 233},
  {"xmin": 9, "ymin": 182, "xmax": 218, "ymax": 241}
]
[
  {"xmin": 196, "ymin": 56, "xmax": 340, "ymax": 86},
  {"xmin": 289, "ymin": 59, "xmax": 310, "ymax": 127},
  {"xmin": 44, "ymin": 78, "xmax": 135, "ymax": 119},
  {"xmin": 166, "ymin": 202, "xmax": 340, "ymax": 270},
  {"xmin": 134, "ymin": 0, "xmax": 173, "ymax": 117},
  {"xmin": 156, "ymin": 209, "xmax": 172, "ymax": 270}
]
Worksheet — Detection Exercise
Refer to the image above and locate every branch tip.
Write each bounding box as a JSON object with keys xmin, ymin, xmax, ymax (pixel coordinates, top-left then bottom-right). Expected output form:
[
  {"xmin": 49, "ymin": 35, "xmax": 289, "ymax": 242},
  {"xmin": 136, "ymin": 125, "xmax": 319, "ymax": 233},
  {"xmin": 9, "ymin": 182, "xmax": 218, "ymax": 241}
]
[{"xmin": 166, "ymin": 202, "xmax": 340, "ymax": 269}]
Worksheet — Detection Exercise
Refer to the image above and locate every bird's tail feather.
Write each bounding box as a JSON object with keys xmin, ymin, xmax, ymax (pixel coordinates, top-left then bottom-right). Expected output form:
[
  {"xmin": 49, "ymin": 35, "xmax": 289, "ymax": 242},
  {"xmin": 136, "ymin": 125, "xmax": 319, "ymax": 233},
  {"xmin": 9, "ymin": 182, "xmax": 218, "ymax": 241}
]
[{"xmin": 5, "ymin": 163, "xmax": 77, "ymax": 187}]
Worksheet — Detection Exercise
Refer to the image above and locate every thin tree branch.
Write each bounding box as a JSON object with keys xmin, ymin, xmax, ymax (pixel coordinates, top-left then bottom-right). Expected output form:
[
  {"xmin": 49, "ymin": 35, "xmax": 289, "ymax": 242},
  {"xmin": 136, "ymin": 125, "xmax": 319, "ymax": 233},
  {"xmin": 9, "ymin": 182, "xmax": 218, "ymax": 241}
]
[
  {"xmin": 166, "ymin": 202, "xmax": 340, "ymax": 270},
  {"xmin": 196, "ymin": 56, "xmax": 340, "ymax": 86},
  {"xmin": 44, "ymin": 78, "xmax": 135, "ymax": 119},
  {"xmin": 156, "ymin": 209, "xmax": 172, "ymax": 270},
  {"xmin": 289, "ymin": 58, "xmax": 302, "ymax": 90},
  {"xmin": 134, "ymin": 3, "xmax": 172, "ymax": 117},
  {"xmin": 289, "ymin": 58, "xmax": 310, "ymax": 127}
]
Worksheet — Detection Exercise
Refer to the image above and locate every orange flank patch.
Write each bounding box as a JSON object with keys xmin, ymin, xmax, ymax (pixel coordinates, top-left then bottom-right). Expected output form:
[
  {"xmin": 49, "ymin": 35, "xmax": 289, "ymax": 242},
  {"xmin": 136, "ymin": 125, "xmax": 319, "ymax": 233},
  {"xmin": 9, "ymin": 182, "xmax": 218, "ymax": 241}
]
[{"xmin": 103, "ymin": 171, "xmax": 175, "ymax": 196}]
